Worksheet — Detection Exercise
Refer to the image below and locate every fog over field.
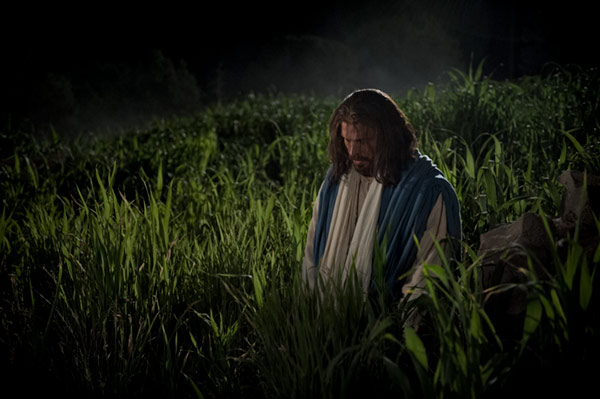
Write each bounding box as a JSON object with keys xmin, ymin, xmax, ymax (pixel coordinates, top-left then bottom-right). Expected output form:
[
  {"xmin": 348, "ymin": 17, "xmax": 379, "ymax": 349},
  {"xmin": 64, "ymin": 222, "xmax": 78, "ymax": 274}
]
[{"xmin": 2, "ymin": 0, "xmax": 597, "ymax": 134}]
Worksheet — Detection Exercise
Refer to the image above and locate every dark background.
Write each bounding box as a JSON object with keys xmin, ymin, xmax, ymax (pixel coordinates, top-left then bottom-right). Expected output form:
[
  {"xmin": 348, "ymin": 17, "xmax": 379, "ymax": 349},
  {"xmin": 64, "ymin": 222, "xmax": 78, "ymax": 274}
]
[{"xmin": 2, "ymin": 0, "xmax": 598, "ymax": 135}]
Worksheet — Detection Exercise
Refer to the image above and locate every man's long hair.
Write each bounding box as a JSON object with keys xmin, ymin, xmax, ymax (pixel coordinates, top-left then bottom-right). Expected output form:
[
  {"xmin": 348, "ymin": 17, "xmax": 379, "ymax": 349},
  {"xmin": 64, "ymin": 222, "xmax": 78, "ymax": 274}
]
[{"xmin": 327, "ymin": 88, "xmax": 418, "ymax": 185}]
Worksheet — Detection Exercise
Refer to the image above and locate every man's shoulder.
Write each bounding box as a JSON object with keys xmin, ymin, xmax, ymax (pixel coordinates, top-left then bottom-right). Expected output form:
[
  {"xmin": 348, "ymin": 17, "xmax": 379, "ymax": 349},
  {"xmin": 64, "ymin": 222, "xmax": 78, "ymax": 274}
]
[
  {"xmin": 384, "ymin": 155, "xmax": 456, "ymax": 199},
  {"xmin": 317, "ymin": 166, "xmax": 340, "ymax": 203}
]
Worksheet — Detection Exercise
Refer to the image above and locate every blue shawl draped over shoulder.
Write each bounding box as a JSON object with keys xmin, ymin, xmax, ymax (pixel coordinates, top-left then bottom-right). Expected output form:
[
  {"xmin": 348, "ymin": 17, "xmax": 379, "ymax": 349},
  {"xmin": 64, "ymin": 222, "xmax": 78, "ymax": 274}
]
[{"xmin": 313, "ymin": 153, "xmax": 462, "ymax": 297}]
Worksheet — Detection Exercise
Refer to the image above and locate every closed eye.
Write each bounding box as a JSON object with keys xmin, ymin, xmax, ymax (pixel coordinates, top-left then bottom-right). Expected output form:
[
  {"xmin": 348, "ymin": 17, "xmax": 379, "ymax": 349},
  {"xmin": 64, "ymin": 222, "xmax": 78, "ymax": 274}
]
[{"xmin": 344, "ymin": 138, "xmax": 361, "ymax": 144}]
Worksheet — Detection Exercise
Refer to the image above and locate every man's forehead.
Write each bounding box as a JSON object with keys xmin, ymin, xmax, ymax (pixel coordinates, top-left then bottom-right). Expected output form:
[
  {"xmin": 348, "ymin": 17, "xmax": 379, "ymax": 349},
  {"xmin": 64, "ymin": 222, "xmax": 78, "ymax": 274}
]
[{"xmin": 341, "ymin": 121, "xmax": 377, "ymax": 139}]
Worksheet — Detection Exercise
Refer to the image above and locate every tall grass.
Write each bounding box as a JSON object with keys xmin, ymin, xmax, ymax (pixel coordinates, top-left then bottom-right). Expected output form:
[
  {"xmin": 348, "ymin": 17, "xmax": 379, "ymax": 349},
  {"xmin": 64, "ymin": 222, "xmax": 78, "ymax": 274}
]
[{"xmin": 1, "ymin": 64, "xmax": 598, "ymax": 397}]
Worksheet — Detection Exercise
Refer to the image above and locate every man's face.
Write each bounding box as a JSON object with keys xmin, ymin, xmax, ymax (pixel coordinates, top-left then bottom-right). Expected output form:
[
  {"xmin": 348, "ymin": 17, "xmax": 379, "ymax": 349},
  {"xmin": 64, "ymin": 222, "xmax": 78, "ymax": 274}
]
[{"xmin": 340, "ymin": 121, "xmax": 377, "ymax": 177}]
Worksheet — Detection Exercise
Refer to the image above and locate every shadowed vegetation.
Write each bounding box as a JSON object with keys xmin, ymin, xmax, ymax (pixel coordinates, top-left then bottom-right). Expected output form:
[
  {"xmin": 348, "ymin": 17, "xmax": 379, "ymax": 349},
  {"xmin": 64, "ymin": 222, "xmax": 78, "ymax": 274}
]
[{"xmin": 1, "ymin": 64, "xmax": 599, "ymax": 398}]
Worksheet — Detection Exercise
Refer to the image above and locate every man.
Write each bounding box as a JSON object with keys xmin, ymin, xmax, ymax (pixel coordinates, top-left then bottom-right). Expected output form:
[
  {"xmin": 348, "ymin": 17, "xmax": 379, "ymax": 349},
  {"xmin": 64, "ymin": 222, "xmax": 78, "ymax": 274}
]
[{"xmin": 302, "ymin": 89, "xmax": 461, "ymax": 299}]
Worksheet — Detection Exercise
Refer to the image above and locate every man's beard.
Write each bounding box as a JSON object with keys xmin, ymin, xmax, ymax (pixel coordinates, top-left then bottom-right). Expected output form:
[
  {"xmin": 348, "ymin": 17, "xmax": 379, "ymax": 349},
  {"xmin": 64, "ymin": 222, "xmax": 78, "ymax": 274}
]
[{"xmin": 351, "ymin": 158, "xmax": 373, "ymax": 176}]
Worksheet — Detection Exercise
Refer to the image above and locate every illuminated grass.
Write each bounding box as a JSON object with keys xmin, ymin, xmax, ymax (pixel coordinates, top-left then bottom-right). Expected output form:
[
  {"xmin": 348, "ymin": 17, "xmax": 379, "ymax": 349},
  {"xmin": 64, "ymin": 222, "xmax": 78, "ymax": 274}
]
[{"xmin": 1, "ymin": 64, "xmax": 598, "ymax": 397}]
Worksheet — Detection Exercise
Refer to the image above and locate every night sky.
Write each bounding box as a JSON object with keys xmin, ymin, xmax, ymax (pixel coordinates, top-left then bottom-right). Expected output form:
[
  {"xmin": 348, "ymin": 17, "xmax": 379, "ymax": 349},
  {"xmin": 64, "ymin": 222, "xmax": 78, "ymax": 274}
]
[{"xmin": 2, "ymin": 0, "xmax": 598, "ymax": 134}]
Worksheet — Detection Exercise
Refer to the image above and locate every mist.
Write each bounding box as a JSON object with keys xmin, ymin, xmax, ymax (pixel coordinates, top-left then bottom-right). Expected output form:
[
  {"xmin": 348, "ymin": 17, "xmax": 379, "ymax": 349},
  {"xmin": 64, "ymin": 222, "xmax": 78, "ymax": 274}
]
[
  {"xmin": 226, "ymin": 1, "xmax": 464, "ymax": 98},
  {"xmin": 2, "ymin": 0, "xmax": 596, "ymax": 135}
]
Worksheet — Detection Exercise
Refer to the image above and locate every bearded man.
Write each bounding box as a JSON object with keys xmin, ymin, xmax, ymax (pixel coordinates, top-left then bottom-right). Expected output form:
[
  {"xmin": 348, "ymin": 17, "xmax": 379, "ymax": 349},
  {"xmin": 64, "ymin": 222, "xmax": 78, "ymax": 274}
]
[{"xmin": 302, "ymin": 89, "xmax": 462, "ymax": 299}]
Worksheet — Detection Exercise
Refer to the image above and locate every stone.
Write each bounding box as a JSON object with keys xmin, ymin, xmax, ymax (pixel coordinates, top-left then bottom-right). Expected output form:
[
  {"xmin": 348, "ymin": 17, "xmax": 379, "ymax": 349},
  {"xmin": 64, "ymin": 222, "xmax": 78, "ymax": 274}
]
[
  {"xmin": 476, "ymin": 170, "xmax": 600, "ymax": 342},
  {"xmin": 556, "ymin": 170, "xmax": 600, "ymax": 235},
  {"xmin": 478, "ymin": 212, "xmax": 555, "ymax": 341},
  {"xmin": 479, "ymin": 213, "xmax": 554, "ymax": 304}
]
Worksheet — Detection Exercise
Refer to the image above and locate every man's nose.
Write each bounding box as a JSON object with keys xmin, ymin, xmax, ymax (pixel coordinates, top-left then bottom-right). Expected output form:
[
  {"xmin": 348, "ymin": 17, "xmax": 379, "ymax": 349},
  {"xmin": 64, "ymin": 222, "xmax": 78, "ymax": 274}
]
[{"xmin": 348, "ymin": 141, "xmax": 359, "ymax": 157}]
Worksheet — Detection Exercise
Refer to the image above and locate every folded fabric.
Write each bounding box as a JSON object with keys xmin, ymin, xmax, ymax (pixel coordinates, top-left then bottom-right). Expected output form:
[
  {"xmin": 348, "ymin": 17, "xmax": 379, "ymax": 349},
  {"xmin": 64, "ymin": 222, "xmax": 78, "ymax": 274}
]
[
  {"xmin": 313, "ymin": 152, "xmax": 462, "ymax": 297},
  {"xmin": 318, "ymin": 167, "xmax": 382, "ymax": 293}
]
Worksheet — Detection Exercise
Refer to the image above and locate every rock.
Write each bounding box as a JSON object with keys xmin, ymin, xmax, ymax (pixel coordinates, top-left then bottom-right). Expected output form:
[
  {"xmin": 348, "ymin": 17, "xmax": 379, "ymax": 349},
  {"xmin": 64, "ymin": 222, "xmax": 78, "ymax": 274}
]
[
  {"xmin": 478, "ymin": 212, "xmax": 556, "ymax": 341},
  {"xmin": 477, "ymin": 170, "xmax": 600, "ymax": 342},
  {"xmin": 555, "ymin": 170, "xmax": 600, "ymax": 238},
  {"xmin": 479, "ymin": 213, "xmax": 554, "ymax": 309},
  {"xmin": 479, "ymin": 212, "xmax": 555, "ymax": 274},
  {"xmin": 479, "ymin": 212, "xmax": 553, "ymax": 258}
]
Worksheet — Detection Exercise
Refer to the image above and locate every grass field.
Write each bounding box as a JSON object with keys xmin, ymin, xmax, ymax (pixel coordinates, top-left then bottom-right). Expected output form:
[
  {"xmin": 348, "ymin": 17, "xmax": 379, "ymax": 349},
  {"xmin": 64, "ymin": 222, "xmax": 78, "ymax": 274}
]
[{"xmin": 1, "ymin": 63, "xmax": 599, "ymax": 398}]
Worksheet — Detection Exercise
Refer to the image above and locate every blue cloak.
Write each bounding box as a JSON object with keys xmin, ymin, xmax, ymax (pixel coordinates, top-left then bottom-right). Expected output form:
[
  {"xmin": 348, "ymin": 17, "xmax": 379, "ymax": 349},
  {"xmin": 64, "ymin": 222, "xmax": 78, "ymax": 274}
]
[{"xmin": 313, "ymin": 154, "xmax": 462, "ymax": 297}]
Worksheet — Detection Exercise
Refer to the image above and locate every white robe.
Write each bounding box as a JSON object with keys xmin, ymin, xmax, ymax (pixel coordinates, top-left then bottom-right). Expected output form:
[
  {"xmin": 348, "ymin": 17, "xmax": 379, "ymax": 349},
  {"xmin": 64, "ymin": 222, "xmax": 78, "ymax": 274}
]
[{"xmin": 302, "ymin": 170, "xmax": 447, "ymax": 299}]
